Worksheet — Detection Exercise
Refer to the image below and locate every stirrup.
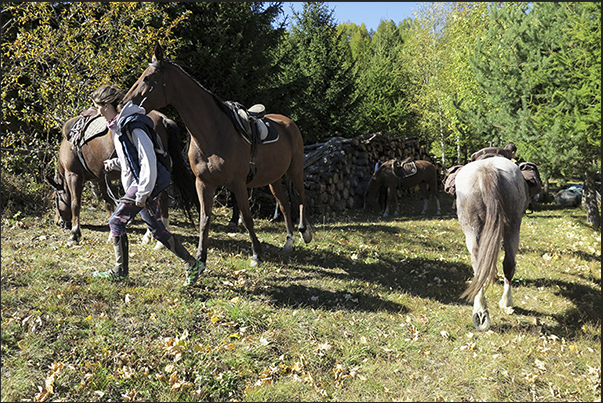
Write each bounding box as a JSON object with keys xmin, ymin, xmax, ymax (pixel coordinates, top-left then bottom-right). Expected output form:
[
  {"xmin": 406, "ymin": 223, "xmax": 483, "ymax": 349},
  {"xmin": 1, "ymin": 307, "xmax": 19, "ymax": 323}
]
[
  {"xmin": 92, "ymin": 269, "xmax": 128, "ymax": 282},
  {"xmin": 184, "ymin": 260, "xmax": 205, "ymax": 287}
]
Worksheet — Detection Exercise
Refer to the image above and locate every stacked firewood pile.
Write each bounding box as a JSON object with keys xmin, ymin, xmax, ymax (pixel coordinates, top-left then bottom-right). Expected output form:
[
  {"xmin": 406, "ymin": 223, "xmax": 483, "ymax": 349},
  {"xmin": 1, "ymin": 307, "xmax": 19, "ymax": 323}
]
[
  {"xmin": 301, "ymin": 132, "xmax": 440, "ymax": 215},
  {"xmin": 214, "ymin": 132, "xmax": 440, "ymax": 219}
]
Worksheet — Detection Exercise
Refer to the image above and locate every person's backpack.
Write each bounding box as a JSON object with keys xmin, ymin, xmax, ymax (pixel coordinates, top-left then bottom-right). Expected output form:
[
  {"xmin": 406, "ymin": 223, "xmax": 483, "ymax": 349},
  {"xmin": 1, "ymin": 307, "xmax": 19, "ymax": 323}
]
[{"xmin": 123, "ymin": 117, "xmax": 173, "ymax": 172}]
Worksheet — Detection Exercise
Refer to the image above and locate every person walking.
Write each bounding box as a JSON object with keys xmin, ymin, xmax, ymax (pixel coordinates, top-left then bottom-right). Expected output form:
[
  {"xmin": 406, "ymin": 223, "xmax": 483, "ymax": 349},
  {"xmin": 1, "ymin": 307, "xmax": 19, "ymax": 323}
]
[{"xmin": 90, "ymin": 84, "xmax": 203, "ymax": 286}]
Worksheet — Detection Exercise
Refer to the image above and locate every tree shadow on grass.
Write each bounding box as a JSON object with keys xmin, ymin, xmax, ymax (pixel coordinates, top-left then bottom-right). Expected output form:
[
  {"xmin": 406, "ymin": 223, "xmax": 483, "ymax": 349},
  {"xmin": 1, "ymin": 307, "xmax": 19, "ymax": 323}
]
[
  {"xmin": 521, "ymin": 277, "xmax": 601, "ymax": 340},
  {"xmin": 169, "ymin": 208, "xmax": 600, "ymax": 339}
]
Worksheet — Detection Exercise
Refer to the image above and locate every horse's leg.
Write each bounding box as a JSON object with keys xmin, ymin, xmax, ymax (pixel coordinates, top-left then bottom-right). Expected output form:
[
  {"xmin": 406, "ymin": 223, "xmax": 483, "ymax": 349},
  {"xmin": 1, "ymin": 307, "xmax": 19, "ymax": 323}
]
[
  {"xmin": 269, "ymin": 180, "xmax": 295, "ymax": 254},
  {"xmin": 434, "ymin": 190, "xmax": 442, "ymax": 215},
  {"xmin": 472, "ymin": 288, "xmax": 490, "ymax": 331},
  {"xmin": 431, "ymin": 176, "xmax": 442, "ymax": 215},
  {"xmin": 231, "ymin": 182, "xmax": 262, "ymax": 267},
  {"xmin": 288, "ymin": 169, "xmax": 312, "ymax": 243},
  {"xmin": 195, "ymin": 180, "xmax": 216, "ymax": 271},
  {"xmin": 65, "ymin": 172, "xmax": 84, "ymax": 246},
  {"xmin": 420, "ymin": 182, "xmax": 429, "ymax": 215},
  {"xmin": 384, "ymin": 185, "xmax": 396, "ymax": 218},
  {"xmin": 96, "ymin": 179, "xmax": 117, "ymax": 243},
  {"xmin": 499, "ymin": 224, "xmax": 520, "ymax": 314},
  {"xmin": 228, "ymin": 190, "xmax": 240, "ymax": 228}
]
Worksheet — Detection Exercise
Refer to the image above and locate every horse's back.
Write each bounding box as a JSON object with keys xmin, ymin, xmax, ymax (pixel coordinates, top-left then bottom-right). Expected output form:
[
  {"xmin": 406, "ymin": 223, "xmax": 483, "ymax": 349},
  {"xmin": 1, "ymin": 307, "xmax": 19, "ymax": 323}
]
[{"xmin": 456, "ymin": 157, "xmax": 528, "ymax": 217}]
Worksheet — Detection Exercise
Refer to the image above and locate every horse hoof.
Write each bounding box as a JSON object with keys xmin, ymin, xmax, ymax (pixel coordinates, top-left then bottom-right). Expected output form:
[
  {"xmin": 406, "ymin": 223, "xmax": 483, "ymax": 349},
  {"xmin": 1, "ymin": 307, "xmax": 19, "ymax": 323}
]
[
  {"xmin": 499, "ymin": 304, "xmax": 515, "ymax": 315},
  {"xmin": 281, "ymin": 238, "xmax": 294, "ymax": 254},
  {"xmin": 250, "ymin": 256, "xmax": 261, "ymax": 268},
  {"xmin": 472, "ymin": 310, "xmax": 491, "ymax": 331},
  {"xmin": 66, "ymin": 238, "xmax": 78, "ymax": 247},
  {"xmin": 301, "ymin": 228, "xmax": 312, "ymax": 244},
  {"xmin": 227, "ymin": 221, "xmax": 238, "ymax": 229}
]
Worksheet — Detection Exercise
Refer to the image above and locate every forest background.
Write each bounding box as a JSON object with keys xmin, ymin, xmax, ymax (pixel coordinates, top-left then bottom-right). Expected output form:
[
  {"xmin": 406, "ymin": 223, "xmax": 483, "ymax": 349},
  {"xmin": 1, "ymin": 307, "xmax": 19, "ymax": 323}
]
[{"xmin": 1, "ymin": 2, "xmax": 601, "ymax": 227}]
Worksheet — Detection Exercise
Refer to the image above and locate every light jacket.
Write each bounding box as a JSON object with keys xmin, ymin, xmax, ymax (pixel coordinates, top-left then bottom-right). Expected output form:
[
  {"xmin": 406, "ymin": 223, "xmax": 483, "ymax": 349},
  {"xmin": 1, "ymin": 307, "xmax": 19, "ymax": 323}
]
[{"xmin": 104, "ymin": 101, "xmax": 170, "ymax": 205}]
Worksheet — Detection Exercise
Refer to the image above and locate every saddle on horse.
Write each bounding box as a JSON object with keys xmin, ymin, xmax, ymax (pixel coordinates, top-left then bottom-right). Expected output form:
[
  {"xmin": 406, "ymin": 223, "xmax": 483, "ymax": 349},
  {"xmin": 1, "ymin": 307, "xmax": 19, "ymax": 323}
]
[
  {"xmin": 519, "ymin": 162, "xmax": 543, "ymax": 199},
  {"xmin": 443, "ymin": 165, "xmax": 464, "ymax": 196},
  {"xmin": 68, "ymin": 108, "xmax": 108, "ymax": 148},
  {"xmin": 392, "ymin": 157, "xmax": 416, "ymax": 178},
  {"xmin": 67, "ymin": 108, "xmax": 110, "ymax": 177},
  {"xmin": 470, "ymin": 146, "xmax": 514, "ymax": 162},
  {"xmin": 221, "ymin": 101, "xmax": 279, "ymax": 183}
]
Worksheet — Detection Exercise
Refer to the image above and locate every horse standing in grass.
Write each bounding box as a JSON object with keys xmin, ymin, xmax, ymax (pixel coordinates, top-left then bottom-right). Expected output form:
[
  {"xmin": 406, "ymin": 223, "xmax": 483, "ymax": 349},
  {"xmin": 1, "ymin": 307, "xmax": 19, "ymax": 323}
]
[
  {"xmin": 122, "ymin": 44, "xmax": 312, "ymax": 271},
  {"xmin": 364, "ymin": 159, "xmax": 441, "ymax": 217},
  {"xmin": 455, "ymin": 157, "xmax": 530, "ymax": 331},
  {"xmin": 46, "ymin": 110, "xmax": 196, "ymax": 248}
]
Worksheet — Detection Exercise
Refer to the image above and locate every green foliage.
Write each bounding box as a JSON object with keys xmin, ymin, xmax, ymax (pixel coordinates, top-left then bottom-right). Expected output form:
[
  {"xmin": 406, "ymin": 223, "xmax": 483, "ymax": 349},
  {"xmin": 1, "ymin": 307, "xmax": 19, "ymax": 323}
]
[
  {"xmin": 470, "ymin": 2, "xmax": 601, "ymax": 182},
  {"xmin": 354, "ymin": 20, "xmax": 415, "ymax": 136},
  {"xmin": 162, "ymin": 2, "xmax": 285, "ymax": 106},
  {"xmin": 1, "ymin": 172, "xmax": 53, "ymax": 217},
  {"xmin": 275, "ymin": 2, "xmax": 359, "ymax": 142},
  {"xmin": 1, "ymin": 2, "xmax": 186, "ymax": 173},
  {"xmin": 2, "ymin": 0, "xmax": 600, "ymax": 213}
]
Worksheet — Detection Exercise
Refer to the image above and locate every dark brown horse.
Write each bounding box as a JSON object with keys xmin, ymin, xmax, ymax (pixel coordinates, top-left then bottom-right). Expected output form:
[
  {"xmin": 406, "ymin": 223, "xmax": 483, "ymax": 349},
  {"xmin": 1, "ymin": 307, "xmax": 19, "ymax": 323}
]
[
  {"xmin": 123, "ymin": 45, "xmax": 312, "ymax": 270},
  {"xmin": 46, "ymin": 110, "xmax": 195, "ymax": 247},
  {"xmin": 364, "ymin": 159, "xmax": 441, "ymax": 217}
]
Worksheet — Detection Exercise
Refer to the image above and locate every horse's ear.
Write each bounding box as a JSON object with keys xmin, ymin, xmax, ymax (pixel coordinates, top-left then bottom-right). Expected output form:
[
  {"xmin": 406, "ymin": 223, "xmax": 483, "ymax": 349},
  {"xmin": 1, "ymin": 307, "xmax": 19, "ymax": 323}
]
[
  {"xmin": 45, "ymin": 174, "xmax": 62, "ymax": 191},
  {"xmin": 152, "ymin": 43, "xmax": 164, "ymax": 63}
]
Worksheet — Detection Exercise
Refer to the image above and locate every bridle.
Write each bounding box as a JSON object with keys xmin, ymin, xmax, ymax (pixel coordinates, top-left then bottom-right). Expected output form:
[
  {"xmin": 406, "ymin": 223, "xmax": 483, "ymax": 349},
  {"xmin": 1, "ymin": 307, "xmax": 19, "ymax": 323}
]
[{"xmin": 139, "ymin": 62, "xmax": 167, "ymax": 109}]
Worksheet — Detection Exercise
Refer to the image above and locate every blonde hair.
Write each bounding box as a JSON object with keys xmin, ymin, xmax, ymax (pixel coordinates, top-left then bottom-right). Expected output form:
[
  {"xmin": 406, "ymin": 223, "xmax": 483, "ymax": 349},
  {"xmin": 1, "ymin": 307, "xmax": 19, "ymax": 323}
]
[{"xmin": 90, "ymin": 85, "xmax": 124, "ymax": 111}]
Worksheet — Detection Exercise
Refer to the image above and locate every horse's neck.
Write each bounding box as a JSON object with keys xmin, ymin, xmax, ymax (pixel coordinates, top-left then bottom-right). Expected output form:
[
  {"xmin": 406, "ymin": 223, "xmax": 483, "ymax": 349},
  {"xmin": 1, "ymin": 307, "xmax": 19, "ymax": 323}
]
[{"xmin": 169, "ymin": 68, "xmax": 224, "ymax": 138}]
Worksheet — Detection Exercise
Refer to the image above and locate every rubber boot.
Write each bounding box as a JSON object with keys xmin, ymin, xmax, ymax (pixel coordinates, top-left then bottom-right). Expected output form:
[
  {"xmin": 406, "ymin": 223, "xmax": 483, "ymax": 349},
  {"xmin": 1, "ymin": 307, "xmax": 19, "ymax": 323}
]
[
  {"xmin": 166, "ymin": 236, "xmax": 204, "ymax": 286},
  {"xmin": 93, "ymin": 234, "xmax": 129, "ymax": 281}
]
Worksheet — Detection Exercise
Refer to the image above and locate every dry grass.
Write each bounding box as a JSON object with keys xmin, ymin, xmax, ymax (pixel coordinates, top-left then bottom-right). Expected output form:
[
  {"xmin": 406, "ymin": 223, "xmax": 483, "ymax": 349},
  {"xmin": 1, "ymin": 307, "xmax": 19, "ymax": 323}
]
[{"xmin": 1, "ymin": 191, "xmax": 600, "ymax": 402}]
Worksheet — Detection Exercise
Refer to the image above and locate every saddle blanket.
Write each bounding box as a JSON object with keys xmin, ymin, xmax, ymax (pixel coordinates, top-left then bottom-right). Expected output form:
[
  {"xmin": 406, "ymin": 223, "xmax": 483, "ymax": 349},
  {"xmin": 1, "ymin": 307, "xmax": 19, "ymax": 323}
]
[{"xmin": 68, "ymin": 109, "xmax": 108, "ymax": 148}]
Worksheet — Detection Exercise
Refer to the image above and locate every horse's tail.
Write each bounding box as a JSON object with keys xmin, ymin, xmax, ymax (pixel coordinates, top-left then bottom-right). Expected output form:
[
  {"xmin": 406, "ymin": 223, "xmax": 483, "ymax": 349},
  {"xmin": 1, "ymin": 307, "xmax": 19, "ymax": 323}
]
[
  {"xmin": 165, "ymin": 120, "xmax": 200, "ymax": 221},
  {"xmin": 461, "ymin": 165, "xmax": 507, "ymax": 301}
]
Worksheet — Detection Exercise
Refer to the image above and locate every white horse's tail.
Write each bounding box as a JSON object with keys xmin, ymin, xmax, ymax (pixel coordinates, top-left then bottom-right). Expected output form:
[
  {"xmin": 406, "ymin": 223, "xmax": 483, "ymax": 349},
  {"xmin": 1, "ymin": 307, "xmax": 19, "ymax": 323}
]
[{"xmin": 461, "ymin": 165, "xmax": 508, "ymax": 301}]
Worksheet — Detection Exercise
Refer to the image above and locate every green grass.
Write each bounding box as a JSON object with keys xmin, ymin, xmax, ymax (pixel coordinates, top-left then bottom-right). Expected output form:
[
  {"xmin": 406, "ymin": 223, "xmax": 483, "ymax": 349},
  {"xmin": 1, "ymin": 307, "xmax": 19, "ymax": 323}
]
[{"xmin": 1, "ymin": 194, "xmax": 600, "ymax": 402}]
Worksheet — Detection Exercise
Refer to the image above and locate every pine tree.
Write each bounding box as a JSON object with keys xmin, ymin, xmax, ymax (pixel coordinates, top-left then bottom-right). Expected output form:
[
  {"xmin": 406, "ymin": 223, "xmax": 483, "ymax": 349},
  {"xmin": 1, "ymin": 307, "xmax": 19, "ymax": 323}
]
[{"xmin": 273, "ymin": 2, "xmax": 359, "ymax": 143}]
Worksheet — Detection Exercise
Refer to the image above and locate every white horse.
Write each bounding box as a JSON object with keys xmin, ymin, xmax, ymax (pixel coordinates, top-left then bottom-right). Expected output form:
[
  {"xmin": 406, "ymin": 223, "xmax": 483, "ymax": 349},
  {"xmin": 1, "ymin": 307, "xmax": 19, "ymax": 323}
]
[{"xmin": 455, "ymin": 157, "xmax": 530, "ymax": 331}]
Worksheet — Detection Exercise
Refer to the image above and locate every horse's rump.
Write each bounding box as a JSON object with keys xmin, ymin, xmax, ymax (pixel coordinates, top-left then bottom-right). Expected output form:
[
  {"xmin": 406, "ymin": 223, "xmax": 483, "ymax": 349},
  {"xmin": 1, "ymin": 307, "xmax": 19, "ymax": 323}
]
[{"xmin": 456, "ymin": 159, "xmax": 516, "ymax": 300}]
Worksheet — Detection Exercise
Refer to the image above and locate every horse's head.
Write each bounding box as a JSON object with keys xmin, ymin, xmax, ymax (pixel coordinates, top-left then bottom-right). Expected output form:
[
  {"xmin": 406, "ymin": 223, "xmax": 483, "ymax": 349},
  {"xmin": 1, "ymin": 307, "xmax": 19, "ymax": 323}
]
[
  {"xmin": 45, "ymin": 172, "xmax": 71, "ymax": 229},
  {"xmin": 123, "ymin": 44, "xmax": 170, "ymax": 112}
]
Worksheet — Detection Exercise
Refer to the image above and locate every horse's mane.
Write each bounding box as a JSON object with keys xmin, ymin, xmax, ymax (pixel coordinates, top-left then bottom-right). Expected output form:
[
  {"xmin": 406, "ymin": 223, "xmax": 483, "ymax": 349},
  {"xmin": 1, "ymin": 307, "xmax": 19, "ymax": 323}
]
[{"xmin": 155, "ymin": 59, "xmax": 231, "ymax": 114}]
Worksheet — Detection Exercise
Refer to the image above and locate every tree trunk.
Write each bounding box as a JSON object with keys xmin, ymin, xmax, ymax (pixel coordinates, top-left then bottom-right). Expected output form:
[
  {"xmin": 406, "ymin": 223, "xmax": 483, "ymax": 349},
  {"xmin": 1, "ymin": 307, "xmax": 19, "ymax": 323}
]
[
  {"xmin": 437, "ymin": 97, "xmax": 446, "ymax": 170},
  {"xmin": 583, "ymin": 170, "xmax": 601, "ymax": 230}
]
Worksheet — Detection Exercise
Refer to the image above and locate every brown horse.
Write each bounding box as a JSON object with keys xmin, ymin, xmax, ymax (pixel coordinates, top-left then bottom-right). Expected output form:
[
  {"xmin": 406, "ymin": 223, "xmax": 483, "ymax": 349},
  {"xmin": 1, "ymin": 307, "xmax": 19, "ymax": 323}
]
[
  {"xmin": 364, "ymin": 159, "xmax": 441, "ymax": 217},
  {"xmin": 123, "ymin": 44, "xmax": 312, "ymax": 270},
  {"xmin": 46, "ymin": 109, "xmax": 195, "ymax": 247}
]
